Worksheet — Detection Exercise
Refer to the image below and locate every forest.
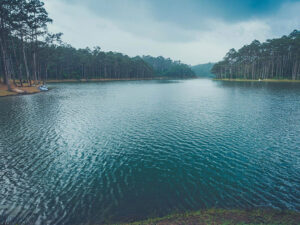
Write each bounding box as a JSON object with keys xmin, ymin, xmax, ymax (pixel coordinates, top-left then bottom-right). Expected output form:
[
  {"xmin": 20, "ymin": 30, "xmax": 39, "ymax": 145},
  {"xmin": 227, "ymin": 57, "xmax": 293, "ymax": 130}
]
[
  {"xmin": 142, "ymin": 56, "xmax": 196, "ymax": 78},
  {"xmin": 212, "ymin": 30, "xmax": 300, "ymax": 80},
  {"xmin": 0, "ymin": 0, "xmax": 195, "ymax": 90},
  {"xmin": 191, "ymin": 63, "xmax": 215, "ymax": 78}
]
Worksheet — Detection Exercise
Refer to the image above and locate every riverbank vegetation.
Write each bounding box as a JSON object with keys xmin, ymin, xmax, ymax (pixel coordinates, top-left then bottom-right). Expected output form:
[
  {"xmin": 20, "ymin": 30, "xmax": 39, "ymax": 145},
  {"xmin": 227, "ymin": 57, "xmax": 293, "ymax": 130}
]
[
  {"xmin": 0, "ymin": 0, "xmax": 195, "ymax": 94},
  {"xmin": 123, "ymin": 209, "xmax": 300, "ymax": 225},
  {"xmin": 0, "ymin": 80, "xmax": 40, "ymax": 97},
  {"xmin": 212, "ymin": 30, "xmax": 300, "ymax": 80},
  {"xmin": 214, "ymin": 78, "xmax": 300, "ymax": 83}
]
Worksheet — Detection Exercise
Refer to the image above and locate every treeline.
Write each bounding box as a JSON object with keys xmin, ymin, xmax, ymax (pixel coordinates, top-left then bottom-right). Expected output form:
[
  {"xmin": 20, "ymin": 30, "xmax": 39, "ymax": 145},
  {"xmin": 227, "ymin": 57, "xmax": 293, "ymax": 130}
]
[
  {"xmin": 191, "ymin": 63, "xmax": 215, "ymax": 78},
  {"xmin": 212, "ymin": 30, "xmax": 300, "ymax": 80},
  {"xmin": 43, "ymin": 46, "xmax": 154, "ymax": 81},
  {"xmin": 46, "ymin": 49, "xmax": 195, "ymax": 80},
  {"xmin": 143, "ymin": 56, "xmax": 195, "ymax": 78},
  {"xmin": 0, "ymin": 0, "xmax": 53, "ymax": 89},
  {"xmin": 0, "ymin": 0, "xmax": 195, "ymax": 90}
]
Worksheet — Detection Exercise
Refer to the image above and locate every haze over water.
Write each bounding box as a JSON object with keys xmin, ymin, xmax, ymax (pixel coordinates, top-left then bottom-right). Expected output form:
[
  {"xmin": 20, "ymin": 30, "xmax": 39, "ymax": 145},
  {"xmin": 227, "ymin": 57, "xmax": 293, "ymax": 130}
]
[{"xmin": 0, "ymin": 79, "xmax": 300, "ymax": 224}]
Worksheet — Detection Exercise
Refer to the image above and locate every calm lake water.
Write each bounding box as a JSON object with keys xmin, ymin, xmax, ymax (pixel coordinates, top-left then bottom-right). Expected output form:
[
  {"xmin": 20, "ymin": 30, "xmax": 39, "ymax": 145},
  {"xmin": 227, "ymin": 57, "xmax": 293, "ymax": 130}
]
[{"xmin": 0, "ymin": 79, "xmax": 300, "ymax": 224}]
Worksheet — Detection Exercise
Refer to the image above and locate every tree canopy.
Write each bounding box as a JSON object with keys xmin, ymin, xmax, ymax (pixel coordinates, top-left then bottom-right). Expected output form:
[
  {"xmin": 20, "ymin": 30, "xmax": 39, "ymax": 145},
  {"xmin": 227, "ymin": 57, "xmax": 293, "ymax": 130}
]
[
  {"xmin": 142, "ymin": 55, "xmax": 195, "ymax": 78},
  {"xmin": 0, "ymin": 0, "xmax": 195, "ymax": 89},
  {"xmin": 212, "ymin": 30, "xmax": 300, "ymax": 80}
]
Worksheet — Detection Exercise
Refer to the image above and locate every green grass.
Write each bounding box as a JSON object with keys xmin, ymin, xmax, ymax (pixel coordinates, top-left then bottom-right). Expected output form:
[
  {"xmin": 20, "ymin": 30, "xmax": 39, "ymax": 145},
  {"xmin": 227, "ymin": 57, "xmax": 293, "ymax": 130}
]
[
  {"xmin": 115, "ymin": 209, "xmax": 300, "ymax": 225},
  {"xmin": 214, "ymin": 78, "xmax": 300, "ymax": 83}
]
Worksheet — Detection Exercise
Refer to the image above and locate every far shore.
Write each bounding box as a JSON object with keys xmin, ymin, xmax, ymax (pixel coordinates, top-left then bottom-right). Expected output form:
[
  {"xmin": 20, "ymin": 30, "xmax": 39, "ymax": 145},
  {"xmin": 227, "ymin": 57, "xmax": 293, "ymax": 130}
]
[
  {"xmin": 2, "ymin": 77, "xmax": 299, "ymax": 97},
  {"xmin": 46, "ymin": 77, "xmax": 192, "ymax": 83},
  {"xmin": 47, "ymin": 78, "xmax": 160, "ymax": 83},
  {"xmin": 214, "ymin": 78, "xmax": 300, "ymax": 83}
]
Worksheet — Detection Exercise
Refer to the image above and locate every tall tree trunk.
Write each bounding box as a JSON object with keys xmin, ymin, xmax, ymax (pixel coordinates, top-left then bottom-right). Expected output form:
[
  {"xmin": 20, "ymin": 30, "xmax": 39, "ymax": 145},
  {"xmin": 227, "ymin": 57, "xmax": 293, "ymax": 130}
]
[
  {"xmin": 0, "ymin": 35, "xmax": 11, "ymax": 90},
  {"xmin": 9, "ymin": 54, "xmax": 16, "ymax": 86},
  {"xmin": 10, "ymin": 36, "xmax": 20, "ymax": 86},
  {"xmin": 19, "ymin": 64, "xmax": 23, "ymax": 87},
  {"xmin": 44, "ymin": 64, "xmax": 48, "ymax": 85},
  {"xmin": 22, "ymin": 37, "xmax": 31, "ymax": 86},
  {"xmin": 33, "ymin": 51, "xmax": 38, "ymax": 84}
]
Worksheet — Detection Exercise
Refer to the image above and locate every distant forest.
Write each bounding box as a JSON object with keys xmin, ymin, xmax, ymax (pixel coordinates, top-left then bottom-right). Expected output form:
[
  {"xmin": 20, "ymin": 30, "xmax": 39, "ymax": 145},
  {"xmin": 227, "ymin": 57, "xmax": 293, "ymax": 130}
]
[
  {"xmin": 212, "ymin": 30, "xmax": 300, "ymax": 80},
  {"xmin": 191, "ymin": 63, "xmax": 215, "ymax": 78},
  {"xmin": 0, "ymin": 0, "xmax": 195, "ymax": 89},
  {"xmin": 143, "ymin": 56, "xmax": 195, "ymax": 78}
]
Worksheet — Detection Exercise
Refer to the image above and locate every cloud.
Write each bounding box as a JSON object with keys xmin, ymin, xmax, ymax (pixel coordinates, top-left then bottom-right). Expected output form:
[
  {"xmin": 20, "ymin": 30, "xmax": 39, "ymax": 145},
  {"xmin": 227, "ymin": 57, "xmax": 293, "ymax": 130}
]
[
  {"xmin": 265, "ymin": 1, "xmax": 300, "ymax": 36},
  {"xmin": 45, "ymin": 0, "xmax": 300, "ymax": 65},
  {"xmin": 58, "ymin": 0, "xmax": 298, "ymax": 26}
]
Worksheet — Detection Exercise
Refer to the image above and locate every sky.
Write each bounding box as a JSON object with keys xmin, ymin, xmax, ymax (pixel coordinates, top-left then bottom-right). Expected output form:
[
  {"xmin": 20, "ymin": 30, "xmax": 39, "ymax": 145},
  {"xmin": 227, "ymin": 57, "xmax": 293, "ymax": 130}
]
[{"xmin": 44, "ymin": 0, "xmax": 300, "ymax": 65}]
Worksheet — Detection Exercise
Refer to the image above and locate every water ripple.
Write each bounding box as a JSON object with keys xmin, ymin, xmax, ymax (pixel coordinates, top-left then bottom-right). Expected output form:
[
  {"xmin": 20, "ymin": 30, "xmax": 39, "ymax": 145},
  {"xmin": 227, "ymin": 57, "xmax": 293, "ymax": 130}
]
[{"xmin": 0, "ymin": 80, "xmax": 300, "ymax": 224}]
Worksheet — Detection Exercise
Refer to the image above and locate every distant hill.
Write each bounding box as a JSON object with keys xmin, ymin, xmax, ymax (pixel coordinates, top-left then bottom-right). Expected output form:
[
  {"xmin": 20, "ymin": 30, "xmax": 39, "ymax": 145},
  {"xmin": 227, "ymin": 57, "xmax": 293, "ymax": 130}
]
[
  {"xmin": 143, "ymin": 56, "xmax": 196, "ymax": 78},
  {"xmin": 191, "ymin": 63, "xmax": 215, "ymax": 78}
]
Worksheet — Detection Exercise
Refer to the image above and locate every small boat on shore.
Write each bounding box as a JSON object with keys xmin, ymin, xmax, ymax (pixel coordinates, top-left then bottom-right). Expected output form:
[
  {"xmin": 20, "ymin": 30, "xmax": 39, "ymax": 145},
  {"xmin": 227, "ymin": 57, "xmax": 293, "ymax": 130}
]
[{"xmin": 39, "ymin": 85, "xmax": 49, "ymax": 91}]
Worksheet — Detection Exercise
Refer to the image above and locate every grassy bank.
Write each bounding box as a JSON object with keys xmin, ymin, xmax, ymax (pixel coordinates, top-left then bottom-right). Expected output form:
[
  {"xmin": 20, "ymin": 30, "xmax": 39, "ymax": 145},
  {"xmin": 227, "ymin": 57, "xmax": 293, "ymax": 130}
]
[
  {"xmin": 120, "ymin": 209, "xmax": 300, "ymax": 225},
  {"xmin": 214, "ymin": 78, "xmax": 300, "ymax": 83},
  {"xmin": 0, "ymin": 82, "xmax": 40, "ymax": 97}
]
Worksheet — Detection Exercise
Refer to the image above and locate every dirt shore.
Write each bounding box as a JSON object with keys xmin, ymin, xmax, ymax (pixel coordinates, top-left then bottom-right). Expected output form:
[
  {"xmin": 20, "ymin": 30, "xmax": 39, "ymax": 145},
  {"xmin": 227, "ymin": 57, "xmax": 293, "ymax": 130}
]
[{"xmin": 0, "ymin": 82, "xmax": 41, "ymax": 97}]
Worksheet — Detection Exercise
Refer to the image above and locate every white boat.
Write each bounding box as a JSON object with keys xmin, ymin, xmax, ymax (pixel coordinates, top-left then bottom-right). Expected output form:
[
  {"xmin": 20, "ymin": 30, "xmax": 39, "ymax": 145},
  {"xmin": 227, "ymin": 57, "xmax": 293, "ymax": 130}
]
[{"xmin": 39, "ymin": 85, "xmax": 49, "ymax": 91}]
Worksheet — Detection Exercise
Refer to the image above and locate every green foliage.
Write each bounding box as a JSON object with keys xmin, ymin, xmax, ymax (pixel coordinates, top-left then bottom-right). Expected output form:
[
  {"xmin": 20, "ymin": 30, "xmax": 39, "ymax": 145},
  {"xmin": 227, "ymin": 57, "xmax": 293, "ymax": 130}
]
[
  {"xmin": 0, "ymin": 0, "xmax": 194, "ymax": 84},
  {"xmin": 0, "ymin": 0, "xmax": 52, "ymax": 86},
  {"xmin": 212, "ymin": 30, "xmax": 300, "ymax": 80},
  {"xmin": 42, "ymin": 46, "xmax": 154, "ymax": 80},
  {"xmin": 142, "ymin": 55, "xmax": 196, "ymax": 78}
]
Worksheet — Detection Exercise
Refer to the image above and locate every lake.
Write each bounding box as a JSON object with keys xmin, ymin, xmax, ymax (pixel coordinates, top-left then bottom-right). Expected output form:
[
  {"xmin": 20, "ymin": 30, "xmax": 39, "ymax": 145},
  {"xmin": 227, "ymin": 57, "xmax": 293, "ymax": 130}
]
[{"xmin": 0, "ymin": 79, "xmax": 300, "ymax": 224}]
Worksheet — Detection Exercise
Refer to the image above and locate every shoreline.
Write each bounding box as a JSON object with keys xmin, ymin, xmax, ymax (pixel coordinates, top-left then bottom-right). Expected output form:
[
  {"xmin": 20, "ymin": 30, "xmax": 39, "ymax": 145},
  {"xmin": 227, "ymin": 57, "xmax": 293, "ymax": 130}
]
[
  {"xmin": 0, "ymin": 77, "xmax": 190, "ymax": 97},
  {"xmin": 0, "ymin": 83, "xmax": 41, "ymax": 97},
  {"xmin": 46, "ymin": 77, "xmax": 192, "ymax": 83},
  {"xmin": 214, "ymin": 78, "xmax": 300, "ymax": 83},
  {"xmin": 123, "ymin": 208, "xmax": 300, "ymax": 225},
  {"xmin": 47, "ymin": 78, "xmax": 159, "ymax": 83}
]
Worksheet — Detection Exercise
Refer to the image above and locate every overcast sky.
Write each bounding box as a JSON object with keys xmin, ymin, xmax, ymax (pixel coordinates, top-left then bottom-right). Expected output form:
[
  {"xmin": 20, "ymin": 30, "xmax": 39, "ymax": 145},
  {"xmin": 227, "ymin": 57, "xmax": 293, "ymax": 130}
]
[{"xmin": 45, "ymin": 0, "xmax": 300, "ymax": 65}]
